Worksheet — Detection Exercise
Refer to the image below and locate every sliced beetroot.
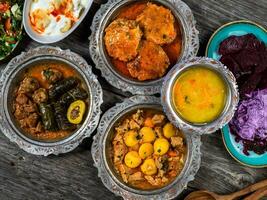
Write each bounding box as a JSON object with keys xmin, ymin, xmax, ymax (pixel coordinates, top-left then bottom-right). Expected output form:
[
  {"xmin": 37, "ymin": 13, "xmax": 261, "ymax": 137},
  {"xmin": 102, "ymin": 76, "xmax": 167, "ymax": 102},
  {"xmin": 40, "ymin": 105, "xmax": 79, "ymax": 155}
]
[
  {"xmin": 235, "ymin": 49, "xmax": 260, "ymax": 72},
  {"xmin": 259, "ymin": 69, "xmax": 267, "ymax": 89},
  {"xmin": 240, "ymin": 73, "xmax": 262, "ymax": 98},
  {"xmin": 243, "ymin": 34, "xmax": 262, "ymax": 51},
  {"xmin": 219, "ymin": 35, "xmax": 244, "ymax": 55},
  {"xmin": 236, "ymin": 74, "xmax": 251, "ymax": 89},
  {"xmin": 257, "ymin": 41, "xmax": 267, "ymax": 52},
  {"xmin": 256, "ymin": 51, "xmax": 267, "ymax": 73},
  {"xmin": 220, "ymin": 54, "xmax": 242, "ymax": 78},
  {"xmin": 218, "ymin": 33, "xmax": 267, "ymax": 98}
]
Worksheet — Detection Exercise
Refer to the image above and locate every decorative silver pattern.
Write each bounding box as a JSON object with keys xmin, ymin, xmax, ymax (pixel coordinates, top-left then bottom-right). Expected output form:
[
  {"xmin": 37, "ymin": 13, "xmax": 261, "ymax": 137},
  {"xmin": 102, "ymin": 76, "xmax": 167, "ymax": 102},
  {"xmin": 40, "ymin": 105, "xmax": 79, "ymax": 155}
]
[
  {"xmin": 0, "ymin": 46, "xmax": 103, "ymax": 156},
  {"xmin": 89, "ymin": 0, "xmax": 199, "ymax": 95},
  {"xmin": 162, "ymin": 57, "xmax": 239, "ymax": 135},
  {"xmin": 91, "ymin": 95, "xmax": 202, "ymax": 200}
]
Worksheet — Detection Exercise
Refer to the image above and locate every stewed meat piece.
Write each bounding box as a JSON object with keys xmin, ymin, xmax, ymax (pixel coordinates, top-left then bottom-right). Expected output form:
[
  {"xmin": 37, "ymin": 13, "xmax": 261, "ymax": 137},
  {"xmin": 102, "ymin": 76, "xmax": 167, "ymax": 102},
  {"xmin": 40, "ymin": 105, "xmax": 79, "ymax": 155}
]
[
  {"xmin": 104, "ymin": 18, "xmax": 143, "ymax": 62},
  {"xmin": 15, "ymin": 93, "xmax": 29, "ymax": 105},
  {"xmin": 127, "ymin": 41, "xmax": 170, "ymax": 81},
  {"xmin": 151, "ymin": 114, "xmax": 165, "ymax": 125},
  {"xmin": 42, "ymin": 68, "xmax": 63, "ymax": 84},
  {"xmin": 128, "ymin": 172, "xmax": 144, "ymax": 182},
  {"xmin": 18, "ymin": 77, "xmax": 39, "ymax": 94},
  {"xmin": 23, "ymin": 100, "xmax": 38, "ymax": 113},
  {"xmin": 136, "ymin": 3, "xmax": 177, "ymax": 45},
  {"xmin": 14, "ymin": 104, "xmax": 28, "ymax": 120},
  {"xmin": 32, "ymin": 88, "xmax": 48, "ymax": 104},
  {"xmin": 170, "ymin": 136, "xmax": 183, "ymax": 148}
]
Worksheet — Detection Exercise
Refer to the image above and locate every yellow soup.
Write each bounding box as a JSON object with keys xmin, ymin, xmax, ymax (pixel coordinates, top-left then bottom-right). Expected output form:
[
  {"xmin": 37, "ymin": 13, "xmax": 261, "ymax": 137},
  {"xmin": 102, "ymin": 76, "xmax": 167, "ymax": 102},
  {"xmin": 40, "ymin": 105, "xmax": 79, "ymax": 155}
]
[{"xmin": 172, "ymin": 67, "xmax": 227, "ymax": 123}]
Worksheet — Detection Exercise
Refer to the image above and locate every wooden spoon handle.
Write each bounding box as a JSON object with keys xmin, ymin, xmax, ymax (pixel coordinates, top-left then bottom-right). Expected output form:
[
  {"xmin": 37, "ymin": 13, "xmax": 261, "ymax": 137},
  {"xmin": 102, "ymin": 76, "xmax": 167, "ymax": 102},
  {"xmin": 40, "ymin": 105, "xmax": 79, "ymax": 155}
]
[
  {"xmin": 243, "ymin": 186, "xmax": 267, "ymax": 200},
  {"xmin": 229, "ymin": 179, "xmax": 267, "ymax": 199}
]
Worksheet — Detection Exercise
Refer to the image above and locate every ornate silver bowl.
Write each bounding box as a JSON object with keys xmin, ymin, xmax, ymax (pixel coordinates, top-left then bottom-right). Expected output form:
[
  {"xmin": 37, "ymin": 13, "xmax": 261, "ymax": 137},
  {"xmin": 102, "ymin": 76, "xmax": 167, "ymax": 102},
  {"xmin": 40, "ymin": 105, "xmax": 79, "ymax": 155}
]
[
  {"xmin": 89, "ymin": 0, "xmax": 199, "ymax": 95},
  {"xmin": 161, "ymin": 57, "xmax": 239, "ymax": 135},
  {"xmin": 91, "ymin": 95, "xmax": 201, "ymax": 200},
  {"xmin": 0, "ymin": 46, "xmax": 103, "ymax": 156}
]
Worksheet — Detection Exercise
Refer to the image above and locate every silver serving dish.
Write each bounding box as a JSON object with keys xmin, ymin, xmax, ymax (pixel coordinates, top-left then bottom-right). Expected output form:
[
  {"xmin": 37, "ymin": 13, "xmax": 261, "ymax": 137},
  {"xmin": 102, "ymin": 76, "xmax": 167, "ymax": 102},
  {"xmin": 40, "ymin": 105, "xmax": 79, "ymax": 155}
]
[
  {"xmin": 162, "ymin": 57, "xmax": 239, "ymax": 135},
  {"xmin": 0, "ymin": 46, "xmax": 103, "ymax": 156},
  {"xmin": 91, "ymin": 95, "xmax": 201, "ymax": 200},
  {"xmin": 89, "ymin": 0, "xmax": 199, "ymax": 95},
  {"xmin": 23, "ymin": 0, "xmax": 93, "ymax": 44}
]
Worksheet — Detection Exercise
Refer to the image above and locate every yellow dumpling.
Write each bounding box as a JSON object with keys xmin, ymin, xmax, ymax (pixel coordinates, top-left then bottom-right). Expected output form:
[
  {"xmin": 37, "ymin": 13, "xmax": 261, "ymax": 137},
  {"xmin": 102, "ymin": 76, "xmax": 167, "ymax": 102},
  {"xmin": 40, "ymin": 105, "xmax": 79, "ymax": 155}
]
[
  {"xmin": 30, "ymin": 9, "xmax": 51, "ymax": 33},
  {"xmin": 60, "ymin": 19, "xmax": 72, "ymax": 33},
  {"xmin": 141, "ymin": 159, "xmax": 157, "ymax": 175},
  {"xmin": 163, "ymin": 123, "xmax": 176, "ymax": 138},
  {"xmin": 54, "ymin": 0, "xmax": 73, "ymax": 12},
  {"xmin": 154, "ymin": 138, "xmax": 170, "ymax": 156},
  {"xmin": 124, "ymin": 151, "xmax": 142, "ymax": 168},
  {"xmin": 124, "ymin": 130, "xmax": 139, "ymax": 147},
  {"xmin": 139, "ymin": 127, "xmax": 156, "ymax": 143},
  {"xmin": 138, "ymin": 143, "xmax": 153, "ymax": 159}
]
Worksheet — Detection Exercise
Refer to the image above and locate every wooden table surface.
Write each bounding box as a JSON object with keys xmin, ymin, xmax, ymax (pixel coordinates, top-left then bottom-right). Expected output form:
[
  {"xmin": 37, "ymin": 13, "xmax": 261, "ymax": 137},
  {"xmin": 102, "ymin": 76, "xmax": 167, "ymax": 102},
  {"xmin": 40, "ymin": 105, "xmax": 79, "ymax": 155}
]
[{"xmin": 0, "ymin": 0, "xmax": 267, "ymax": 199}]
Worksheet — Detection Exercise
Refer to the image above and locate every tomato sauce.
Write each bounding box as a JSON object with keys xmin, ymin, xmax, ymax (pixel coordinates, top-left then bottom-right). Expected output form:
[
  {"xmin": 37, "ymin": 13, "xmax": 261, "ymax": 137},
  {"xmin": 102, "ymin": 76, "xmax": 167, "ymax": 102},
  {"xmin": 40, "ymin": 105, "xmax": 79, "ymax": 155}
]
[
  {"xmin": 50, "ymin": 0, "xmax": 78, "ymax": 22},
  {"xmin": 28, "ymin": 62, "xmax": 77, "ymax": 89}
]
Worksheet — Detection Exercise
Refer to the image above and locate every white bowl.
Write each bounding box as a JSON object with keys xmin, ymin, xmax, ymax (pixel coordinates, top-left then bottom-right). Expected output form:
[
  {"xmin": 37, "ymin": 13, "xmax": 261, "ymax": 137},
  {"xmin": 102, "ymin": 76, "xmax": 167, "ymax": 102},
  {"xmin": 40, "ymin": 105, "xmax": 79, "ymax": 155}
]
[{"xmin": 23, "ymin": 0, "xmax": 93, "ymax": 44}]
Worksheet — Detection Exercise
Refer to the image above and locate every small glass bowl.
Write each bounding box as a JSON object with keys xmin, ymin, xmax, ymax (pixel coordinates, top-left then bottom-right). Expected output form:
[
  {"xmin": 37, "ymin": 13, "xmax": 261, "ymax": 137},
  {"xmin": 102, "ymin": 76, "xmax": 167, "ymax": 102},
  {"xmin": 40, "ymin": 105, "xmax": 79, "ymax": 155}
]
[
  {"xmin": 91, "ymin": 95, "xmax": 201, "ymax": 200},
  {"xmin": 89, "ymin": 0, "xmax": 199, "ymax": 95},
  {"xmin": 0, "ymin": 46, "xmax": 103, "ymax": 156},
  {"xmin": 161, "ymin": 57, "xmax": 239, "ymax": 135}
]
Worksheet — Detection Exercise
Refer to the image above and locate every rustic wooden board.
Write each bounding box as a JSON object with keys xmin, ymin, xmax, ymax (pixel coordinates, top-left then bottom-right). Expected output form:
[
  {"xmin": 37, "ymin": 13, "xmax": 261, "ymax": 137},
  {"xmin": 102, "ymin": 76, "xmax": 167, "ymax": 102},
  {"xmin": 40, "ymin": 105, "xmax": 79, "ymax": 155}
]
[{"xmin": 0, "ymin": 0, "xmax": 267, "ymax": 199}]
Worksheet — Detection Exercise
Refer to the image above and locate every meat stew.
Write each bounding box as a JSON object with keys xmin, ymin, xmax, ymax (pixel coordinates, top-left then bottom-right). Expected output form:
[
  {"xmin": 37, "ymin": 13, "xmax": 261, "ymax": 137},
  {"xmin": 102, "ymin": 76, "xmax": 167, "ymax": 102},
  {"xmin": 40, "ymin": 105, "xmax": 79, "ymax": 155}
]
[
  {"xmin": 110, "ymin": 109, "xmax": 187, "ymax": 190},
  {"xmin": 11, "ymin": 60, "xmax": 89, "ymax": 142}
]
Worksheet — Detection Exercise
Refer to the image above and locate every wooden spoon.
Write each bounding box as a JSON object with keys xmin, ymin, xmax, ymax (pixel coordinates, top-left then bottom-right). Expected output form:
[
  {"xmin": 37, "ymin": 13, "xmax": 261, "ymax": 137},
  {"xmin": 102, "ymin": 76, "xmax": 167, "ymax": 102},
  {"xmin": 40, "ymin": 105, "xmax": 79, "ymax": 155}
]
[
  {"xmin": 185, "ymin": 179, "xmax": 267, "ymax": 200},
  {"xmin": 244, "ymin": 186, "xmax": 267, "ymax": 200}
]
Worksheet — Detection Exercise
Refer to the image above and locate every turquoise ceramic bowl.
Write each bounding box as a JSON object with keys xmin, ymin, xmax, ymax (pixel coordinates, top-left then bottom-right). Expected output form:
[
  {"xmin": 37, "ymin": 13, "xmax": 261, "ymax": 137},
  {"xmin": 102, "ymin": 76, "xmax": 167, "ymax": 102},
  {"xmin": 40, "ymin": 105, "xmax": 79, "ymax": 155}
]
[
  {"xmin": 206, "ymin": 20, "xmax": 267, "ymax": 168},
  {"xmin": 206, "ymin": 20, "xmax": 267, "ymax": 59},
  {"xmin": 222, "ymin": 126, "xmax": 267, "ymax": 168}
]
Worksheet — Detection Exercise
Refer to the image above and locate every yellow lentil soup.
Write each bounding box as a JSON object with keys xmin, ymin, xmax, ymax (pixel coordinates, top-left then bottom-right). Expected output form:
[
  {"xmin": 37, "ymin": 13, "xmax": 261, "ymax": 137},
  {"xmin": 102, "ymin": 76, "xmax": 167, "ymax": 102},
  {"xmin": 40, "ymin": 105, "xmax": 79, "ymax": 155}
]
[{"xmin": 172, "ymin": 66, "xmax": 227, "ymax": 123}]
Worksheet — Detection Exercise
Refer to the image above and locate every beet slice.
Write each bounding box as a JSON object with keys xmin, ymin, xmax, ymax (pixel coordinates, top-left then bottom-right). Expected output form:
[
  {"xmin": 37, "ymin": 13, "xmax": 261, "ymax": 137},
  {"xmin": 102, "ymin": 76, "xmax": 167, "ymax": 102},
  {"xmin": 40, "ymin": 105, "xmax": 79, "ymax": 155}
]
[
  {"xmin": 256, "ymin": 50, "xmax": 267, "ymax": 72},
  {"xmin": 259, "ymin": 69, "xmax": 267, "ymax": 89},
  {"xmin": 235, "ymin": 49, "xmax": 260, "ymax": 73},
  {"xmin": 219, "ymin": 35, "xmax": 244, "ymax": 55},
  {"xmin": 257, "ymin": 41, "xmax": 266, "ymax": 52},
  {"xmin": 243, "ymin": 34, "xmax": 262, "ymax": 51},
  {"xmin": 220, "ymin": 54, "xmax": 242, "ymax": 78},
  {"xmin": 218, "ymin": 33, "xmax": 267, "ymax": 95},
  {"xmin": 240, "ymin": 73, "xmax": 262, "ymax": 98}
]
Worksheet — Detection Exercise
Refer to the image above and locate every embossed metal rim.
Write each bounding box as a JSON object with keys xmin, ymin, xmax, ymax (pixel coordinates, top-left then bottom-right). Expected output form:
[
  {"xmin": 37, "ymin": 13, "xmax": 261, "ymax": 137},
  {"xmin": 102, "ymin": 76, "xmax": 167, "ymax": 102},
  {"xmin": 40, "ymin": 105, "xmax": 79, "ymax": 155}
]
[
  {"xmin": 89, "ymin": 0, "xmax": 199, "ymax": 95},
  {"xmin": 0, "ymin": 46, "xmax": 103, "ymax": 156},
  {"xmin": 161, "ymin": 57, "xmax": 239, "ymax": 135},
  {"xmin": 91, "ymin": 95, "xmax": 202, "ymax": 200}
]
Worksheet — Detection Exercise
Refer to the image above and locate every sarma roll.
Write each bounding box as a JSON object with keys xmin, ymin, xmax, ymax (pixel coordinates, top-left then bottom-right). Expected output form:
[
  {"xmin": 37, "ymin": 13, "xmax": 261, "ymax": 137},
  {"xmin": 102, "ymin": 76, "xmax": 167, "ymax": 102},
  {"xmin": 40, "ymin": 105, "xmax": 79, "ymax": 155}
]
[
  {"xmin": 59, "ymin": 87, "xmax": 88, "ymax": 107},
  {"xmin": 39, "ymin": 103, "xmax": 58, "ymax": 131},
  {"xmin": 54, "ymin": 102, "xmax": 76, "ymax": 131},
  {"xmin": 49, "ymin": 77, "xmax": 79, "ymax": 99}
]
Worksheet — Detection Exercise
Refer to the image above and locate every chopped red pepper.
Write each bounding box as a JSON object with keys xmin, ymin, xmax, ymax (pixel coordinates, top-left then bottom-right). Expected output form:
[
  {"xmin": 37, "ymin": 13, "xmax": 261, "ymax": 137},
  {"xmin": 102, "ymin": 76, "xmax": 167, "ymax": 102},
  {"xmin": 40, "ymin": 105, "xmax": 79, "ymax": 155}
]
[{"xmin": 0, "ymin": 2, "xmax": 10, "ymax": 13}]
